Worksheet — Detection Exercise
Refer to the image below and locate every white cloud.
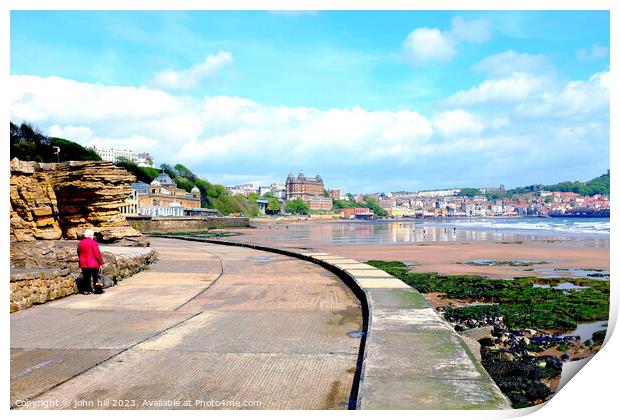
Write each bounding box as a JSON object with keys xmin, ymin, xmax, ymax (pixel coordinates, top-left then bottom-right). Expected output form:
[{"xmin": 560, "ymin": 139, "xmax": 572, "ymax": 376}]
[
  {"xmin": 11, "ymin": 75, "xmax": 183, "ymax": 123},
  {"xmin": 515, "ymin": 71, "xmax": 610, "ymax": 118},
  {"xmin": 10, "ymin": 72, "xmax": 608, "ymax": 190},
  {"xmin": 11, "ymin": 75, "xmax": 433, "ymax": 169},
  {"xmin": 402, "ymin": 17, "xmax": 492, "ymax": 67},
  {"xmin": 444, "ymin": 73, "xmax": 549, "ymax": 106},
  {"xmin": 433, "ymin": 110, "xmax": 485, "ymax": 137},
  {"xmin": 577, "ymin": 44, "xmax": 609, "ymax": 61},
  {"xmin": 450, "ymin": 17, "xmax": 491, "ymax": 44},
  {"xmin": 473, "ymin": 50, "xmax": 553, "ymax": 76},
  {"xmin": 151, "ymin": 51, "xmax": 233, "ymax": 90},
  {"xmin": 402, "ymin": 28, "xmax": 455, "ymax": 67},
  {"xmin": 47, "ymin": 125, "xmax": 93, "ymax": 143}
]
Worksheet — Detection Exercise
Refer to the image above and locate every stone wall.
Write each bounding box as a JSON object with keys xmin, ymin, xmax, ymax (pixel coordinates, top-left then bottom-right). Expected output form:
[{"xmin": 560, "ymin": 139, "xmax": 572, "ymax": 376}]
[
  {"xmin": 10, "ymin": 158, "xmax": 146, "ymax": 245},
  {"xmin": 127, "ymin": 216, "xmax": 250, "ymax": 233},
  {"xmin": 10, "ymin": 268, "xmax": 79, "ymax": 312},
  {"xmin": 10, "ymin": 246, "xmax": 157, "ymax": 312}
]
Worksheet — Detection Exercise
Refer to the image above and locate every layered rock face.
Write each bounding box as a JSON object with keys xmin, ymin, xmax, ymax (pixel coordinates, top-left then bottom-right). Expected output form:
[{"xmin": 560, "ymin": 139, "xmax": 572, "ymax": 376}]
[
  {"xmin": 10, "ymin": 161, "xmax": 62, "ymax": 241},
  {"xmin": 10, "ymin": 159, "xmax": 146, "ymax": 245}
]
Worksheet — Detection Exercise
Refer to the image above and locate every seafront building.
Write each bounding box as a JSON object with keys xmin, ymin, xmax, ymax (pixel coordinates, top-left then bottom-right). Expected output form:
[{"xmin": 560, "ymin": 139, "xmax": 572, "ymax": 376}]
[
  {"xmin": 120, "ymin": 173, "xmax": 204, "ymax": 217},
  {"xmin": 285, "ymin": 171, "xmax": 324, "ymax": 200},
  {"xmin": 285, "ymin": 171, "xmax": 333, "ymax": 211}
]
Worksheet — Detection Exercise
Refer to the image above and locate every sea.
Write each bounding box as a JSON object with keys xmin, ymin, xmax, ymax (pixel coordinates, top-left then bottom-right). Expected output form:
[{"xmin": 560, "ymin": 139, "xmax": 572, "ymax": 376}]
[{"xmin": 258, "ymin": 217, "xmax": 610, "ymax": 247}]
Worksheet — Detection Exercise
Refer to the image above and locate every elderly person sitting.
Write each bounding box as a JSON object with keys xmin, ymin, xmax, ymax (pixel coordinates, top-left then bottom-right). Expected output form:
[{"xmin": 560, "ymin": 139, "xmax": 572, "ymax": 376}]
[{"xmin": 77, "ymin": 229, "xmax": 104, "ymax": 295}]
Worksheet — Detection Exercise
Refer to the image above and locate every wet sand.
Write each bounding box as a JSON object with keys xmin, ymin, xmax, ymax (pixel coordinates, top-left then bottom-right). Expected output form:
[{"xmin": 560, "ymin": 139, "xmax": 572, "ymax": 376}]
[{"xmin": 223, "ymin": 221, "xmax": 609, "ymax": 279}]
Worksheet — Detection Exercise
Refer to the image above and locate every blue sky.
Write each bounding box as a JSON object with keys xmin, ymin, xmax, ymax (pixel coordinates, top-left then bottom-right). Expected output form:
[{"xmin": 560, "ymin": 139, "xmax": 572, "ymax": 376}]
[{"xmin": 10, "ymin": 10, "xmax": 610, "ymax": 193}]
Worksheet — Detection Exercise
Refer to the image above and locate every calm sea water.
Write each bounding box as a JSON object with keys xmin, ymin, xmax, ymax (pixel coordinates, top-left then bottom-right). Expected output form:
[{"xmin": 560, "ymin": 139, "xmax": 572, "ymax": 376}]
[{"xmin": 257, "ymin": 217, "xmax": 609, "ymax": 247}]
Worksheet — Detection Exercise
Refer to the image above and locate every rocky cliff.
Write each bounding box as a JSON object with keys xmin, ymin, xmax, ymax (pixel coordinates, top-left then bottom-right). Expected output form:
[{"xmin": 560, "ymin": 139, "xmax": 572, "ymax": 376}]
[{"xmin": 10, "ymin": 158, "xmax": 146, "ymax": 245}]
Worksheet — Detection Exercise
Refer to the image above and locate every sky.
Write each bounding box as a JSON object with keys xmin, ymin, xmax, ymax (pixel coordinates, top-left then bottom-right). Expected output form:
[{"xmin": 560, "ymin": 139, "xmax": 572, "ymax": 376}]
[{"xmin": 10, "ymin": 10, "xmax": 610, "ymax": 193}]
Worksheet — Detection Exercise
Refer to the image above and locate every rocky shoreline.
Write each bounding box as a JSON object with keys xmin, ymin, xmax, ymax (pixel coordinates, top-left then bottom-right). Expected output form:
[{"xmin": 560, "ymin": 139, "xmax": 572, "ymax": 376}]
[
  {"xmin": 439, "ymin": 306, "xmax": 604, "ymax": 408},
  {"xmin": 366, "ymin": 260, "xmax": 609, "ymax": 408}
]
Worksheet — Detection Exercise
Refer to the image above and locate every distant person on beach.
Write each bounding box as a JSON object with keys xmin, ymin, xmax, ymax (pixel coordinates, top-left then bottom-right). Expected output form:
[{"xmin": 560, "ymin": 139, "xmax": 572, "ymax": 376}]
[{"xmin": 77, "ymin": 229, "xmax": 104, "ymax": 295}]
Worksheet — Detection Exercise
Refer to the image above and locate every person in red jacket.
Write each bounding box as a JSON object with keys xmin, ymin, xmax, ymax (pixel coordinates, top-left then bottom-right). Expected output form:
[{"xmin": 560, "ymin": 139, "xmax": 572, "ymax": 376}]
[{"xmin": 77, "ymin": 229, "xmax": 104, "ymax": 295}]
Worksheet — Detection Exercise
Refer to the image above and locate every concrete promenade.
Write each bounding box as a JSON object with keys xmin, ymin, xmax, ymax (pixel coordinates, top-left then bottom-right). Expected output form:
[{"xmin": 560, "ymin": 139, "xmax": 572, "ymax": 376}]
[{"xmin": 11, "ymin": 237, "xmax": 362, "ymax": 409}]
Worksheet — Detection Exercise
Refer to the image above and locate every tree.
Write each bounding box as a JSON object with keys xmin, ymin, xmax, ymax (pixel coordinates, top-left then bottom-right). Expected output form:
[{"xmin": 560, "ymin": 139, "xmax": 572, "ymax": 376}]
[
  {"xmin": 346, "ymin": 193, "xmax": 354, "ymax": 202},
  {"xmin": 285, "ymin": 198, "xmax": 310, "ymax": 215},
  {"xmin": 10, "ymin": 122, "xmax": 102, "ymax": 162},
  {"xmin": 174, "ymin": 163, "xmax": 197, "ymax": 182},
  {"xmin": 457, "ymin": 188, "xmax": 481, "ymax": 197},
  {"xmin": 363, "ymin": 196, "xmax": 388, "ymax": 217},
  {"xmin": 247, "ymin": 192, "xmax": 259, "ymax": 200},
  {"xmin": 263, "ymin": 191, "xmax": 275, "ymax": 199},
  {"xmin": 115, "ymin": 157, "xmax": 160, "ymax": 183},
  {"xmin": 267, "ymin": 198, "xmax": 281, "ymax": 214},
  {"xmin": 333, "ymin": 199, "xmax": 357, "ymax": 210}
]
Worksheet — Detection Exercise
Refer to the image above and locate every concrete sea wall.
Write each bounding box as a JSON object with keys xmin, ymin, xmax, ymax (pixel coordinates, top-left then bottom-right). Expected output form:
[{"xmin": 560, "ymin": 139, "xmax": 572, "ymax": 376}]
[{"xmin": 127, "ymin": 216, "xmax": 250, "ymax": 233}]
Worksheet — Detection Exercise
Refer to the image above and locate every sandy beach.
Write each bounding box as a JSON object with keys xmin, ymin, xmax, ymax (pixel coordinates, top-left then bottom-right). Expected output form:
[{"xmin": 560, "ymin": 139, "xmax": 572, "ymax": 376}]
[{"xmin": 222, "ymin": 219, "xmax": 609, "ymax": 279}]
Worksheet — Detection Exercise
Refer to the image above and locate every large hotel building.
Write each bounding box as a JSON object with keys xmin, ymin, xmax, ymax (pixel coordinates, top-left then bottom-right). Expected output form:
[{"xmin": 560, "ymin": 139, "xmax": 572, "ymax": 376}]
[{"xmin": 285, "ymin": 171, "xmax": 333, "ymax": 211}]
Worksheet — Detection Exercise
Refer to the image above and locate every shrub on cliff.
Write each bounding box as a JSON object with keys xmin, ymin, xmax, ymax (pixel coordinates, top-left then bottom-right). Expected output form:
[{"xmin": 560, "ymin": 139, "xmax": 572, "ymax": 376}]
[
  {"xmin": 115, "ymin": 157, "xmax": 160, "ymax": 183},
  {"xmin": 10, "ymin": 122, "xmax": 101, "ymax": 162}
]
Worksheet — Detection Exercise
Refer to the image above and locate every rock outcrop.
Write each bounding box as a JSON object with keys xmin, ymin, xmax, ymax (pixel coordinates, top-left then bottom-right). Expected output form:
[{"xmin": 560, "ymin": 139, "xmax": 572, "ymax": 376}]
[
  {"xmin": 10, "ymin": 158, "xmax": 147, "ymax": 245},
  {"xmin": 10, "ymin": 161, "xmax": 62, "ymax": 241}
]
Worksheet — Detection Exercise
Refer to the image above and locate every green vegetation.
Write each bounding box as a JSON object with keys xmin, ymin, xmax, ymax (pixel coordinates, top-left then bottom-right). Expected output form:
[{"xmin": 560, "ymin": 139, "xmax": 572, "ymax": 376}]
[
  {"xmin": 545, "ymin": 172, "xmax": 610, "ymax": 196},
  {"xmin": 213, "ymin": 194, "xmax": 259, "ymax": 216},
  {"xmin": 333, "ymin": 199, "xmax": 358, "ymax": 209},
  {"xmin": 285, "ymin": 198, "xmax": 310, "ymax": 215},
  {"xmin": 10, "ymin": 122, "xmax": 101, "ymax": 162},
  {"xmin": 485, "ymin": 191, "xmax": 510, "ymax": 200},
  {"xmin": 366, "ymin": 261, "xmax": 609, "ymax": 330},
  {"xmin": 267, "ymin": 198, "xmax": 281, "ymax": 214},
  {"xmin": 115, "ymin": 158, "xmax": 160, "ymax": 183},
  {"xmin": 457, "ymin": 188, "xmax": 481, "ymax": 197},
  {"xmin": 363, "ymin": 196, "xmax": 388, "ymax": 217},
  {"xmin": 508, "ymin": 172, "xmax": 610, "ymax": 196}
]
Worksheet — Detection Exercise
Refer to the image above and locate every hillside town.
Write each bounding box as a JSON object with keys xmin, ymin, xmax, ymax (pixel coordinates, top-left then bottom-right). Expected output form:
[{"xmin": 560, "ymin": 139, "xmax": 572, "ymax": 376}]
[{"xmin": 99, "ymin": 142, "xmax": 609, "ymax": 220}]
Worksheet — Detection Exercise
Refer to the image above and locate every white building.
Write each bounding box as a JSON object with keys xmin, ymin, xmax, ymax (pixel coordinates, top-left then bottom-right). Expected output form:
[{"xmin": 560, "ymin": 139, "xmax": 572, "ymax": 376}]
[
  {"xmin": 227, "ymin": 184, "xmax": 257, "ymax": 197},
  {"xmin": 139, "ymin": 202, "xmax": 184, "ymax": 217},
  {"xmin": 416, "ymin": 188, "xmax": 461, "ymax": 198},
  {"xmin": 271, "ymin": 183, "xmax": 286, "ymax": 199},
  {"xmin": 94, "ymin": 146, "xmax": 155, "ymax": 168}
]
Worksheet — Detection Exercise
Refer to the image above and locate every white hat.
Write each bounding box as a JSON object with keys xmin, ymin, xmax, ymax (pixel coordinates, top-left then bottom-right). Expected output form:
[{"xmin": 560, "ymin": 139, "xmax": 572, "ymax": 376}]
[{"xmin": 84, "ymin": 229, "xmax": 95, "ymax": 238}]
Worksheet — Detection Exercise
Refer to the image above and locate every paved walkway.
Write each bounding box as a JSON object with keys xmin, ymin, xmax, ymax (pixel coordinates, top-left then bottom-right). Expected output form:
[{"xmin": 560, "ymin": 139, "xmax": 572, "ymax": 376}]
[{"xmin": 11, "ymin": 237, "xmax": 362, "ymax": 410}]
